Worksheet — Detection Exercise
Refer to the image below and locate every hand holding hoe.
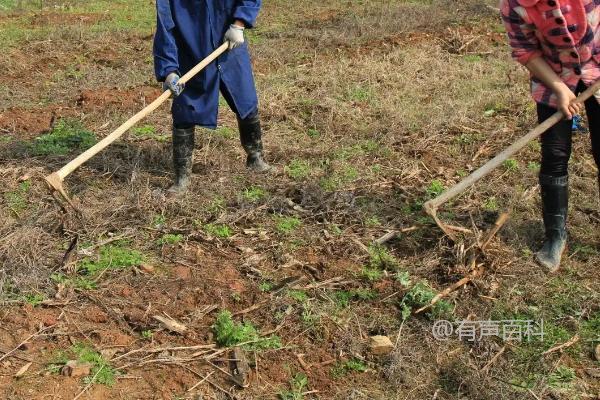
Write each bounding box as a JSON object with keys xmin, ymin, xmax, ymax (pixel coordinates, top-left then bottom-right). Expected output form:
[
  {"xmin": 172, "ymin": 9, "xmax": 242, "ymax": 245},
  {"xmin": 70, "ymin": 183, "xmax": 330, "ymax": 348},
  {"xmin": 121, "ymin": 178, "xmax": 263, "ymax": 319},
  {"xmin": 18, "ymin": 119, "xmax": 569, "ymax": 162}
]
[
  {"xmin": 45, "ymin": 42, "xmax": 229, "ymax": 209},
  {"xmin": 423, "ymin": 79, "xmax": 600, "ymax": 238}
]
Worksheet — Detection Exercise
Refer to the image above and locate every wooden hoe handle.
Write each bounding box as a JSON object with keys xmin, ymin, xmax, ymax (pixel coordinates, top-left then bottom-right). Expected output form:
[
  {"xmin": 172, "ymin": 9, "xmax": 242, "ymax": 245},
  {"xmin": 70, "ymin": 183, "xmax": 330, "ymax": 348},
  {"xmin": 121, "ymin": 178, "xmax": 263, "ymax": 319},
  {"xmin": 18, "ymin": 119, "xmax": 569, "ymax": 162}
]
[
  {"xmin": 424, "ymin": 79, "xmax": 600, "ymax": 222},
  {"xmin": 47, "ymin": 42, "xmax": 229, "ymax": 183}
]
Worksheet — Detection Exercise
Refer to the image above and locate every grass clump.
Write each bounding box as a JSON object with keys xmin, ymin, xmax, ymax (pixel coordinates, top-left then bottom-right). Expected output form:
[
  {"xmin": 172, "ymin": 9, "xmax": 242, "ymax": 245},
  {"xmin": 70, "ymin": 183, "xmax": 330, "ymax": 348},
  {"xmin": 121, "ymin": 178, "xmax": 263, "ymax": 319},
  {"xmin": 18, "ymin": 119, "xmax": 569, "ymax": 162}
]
[
  {"xmin": 79, "ymin": 244, "xmax": 144, "ymax": 275},
  {"xmin": 242, "ymin": 186, "xmax": 266, "ymax": 202},
  {"xmin": 399, "ymin": 281, "xmax": 453, "ymax": 320},
  {"xmin": 275, "ymin": 216, "xmax": 302, "ymax": 234},
  {"xmin": 48, "ymin": 343, "xmax": 117, "ymax": 386},
  {"xmin": 279, "ymin": 373, "xmax": 309, "ymax": 400},
  {"xmin": 157, "ymin": 233, "xmax": 183, "ymax": 245},
  {"xmin": 288, "ymin": 290, "xmax": 309, "ymax": 303},
  {"xmin": 333, "ymin": 288, "xmax": 378, "ymax": 309},
  {"xmin": 547, "ymin": 366, "xmax": 576, "ymax": 389},
  {"xmin": 51, "ymin": 273, "xmax": 97, "ymax": 290},
  {"xmin": 212, "ymin": 310, "xmax": 281, "ymax": 351},
  {"xmin": 23, "ymin": 293, "xmax": 45, "ymax": 307},
  {"xmin": 503, "ymin": 158, "xmax": 519, "ymax": 172},
  {"xmin": 331, "ymin": 359, "xmax": 368, "ymax": 378},
  {"xmin": 426, "ymin": 179, "xmax": 445, "ymax": 198},
  {"xmin": 361, "ymin": 266, "xmax": 383, "ymax": 281},
  {"xmin": 368, "ymin": 244, "xmax": 399, "ymax": 270},
  {"xmin": 285, "ymin": 159, "xmax": 311, "ymax": 180},
  {"xmin": 204, "ymin": 223, "xmax": 233, "ymax": 238},
  {"xmin": 5, "ymin": 180, "xmax": 31, "ymax": 214},
  {"xmin": 32, "ymin": 119, "xmax": 96, "ymax": 156}
]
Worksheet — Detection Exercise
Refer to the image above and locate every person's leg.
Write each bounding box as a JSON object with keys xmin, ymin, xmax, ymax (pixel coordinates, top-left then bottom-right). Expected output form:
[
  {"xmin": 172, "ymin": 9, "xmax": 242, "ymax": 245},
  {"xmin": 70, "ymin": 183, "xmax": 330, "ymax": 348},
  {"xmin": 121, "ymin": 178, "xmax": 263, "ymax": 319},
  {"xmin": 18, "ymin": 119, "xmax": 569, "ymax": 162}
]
[
  {"xmin": 220, "ymin": 81, "xmax": 271, "ymax": 172},
  {"xmin": 168, "ymin": 122, "xmax": 195, "ymax": 195},
  {"xmin": 536, "ymin": 102, "xmax": 573, "ymax": 272},
  {"xmin": 584, "ymin": 94, "xmax": 600, "ymax": 197}
]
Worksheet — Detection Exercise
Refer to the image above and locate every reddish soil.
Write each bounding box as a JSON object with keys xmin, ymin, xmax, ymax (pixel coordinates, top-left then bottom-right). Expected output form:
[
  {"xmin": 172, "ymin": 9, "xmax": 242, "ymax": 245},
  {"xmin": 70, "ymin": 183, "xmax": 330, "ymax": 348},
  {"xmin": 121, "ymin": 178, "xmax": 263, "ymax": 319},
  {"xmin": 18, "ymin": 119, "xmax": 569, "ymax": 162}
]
[
  {"xmin": 76, "ymin": 86, "xmax": 163, "ymax": 112},
  {"xmin": 0, "ymin": 106, "xmax": 74, "ymax": 136}
]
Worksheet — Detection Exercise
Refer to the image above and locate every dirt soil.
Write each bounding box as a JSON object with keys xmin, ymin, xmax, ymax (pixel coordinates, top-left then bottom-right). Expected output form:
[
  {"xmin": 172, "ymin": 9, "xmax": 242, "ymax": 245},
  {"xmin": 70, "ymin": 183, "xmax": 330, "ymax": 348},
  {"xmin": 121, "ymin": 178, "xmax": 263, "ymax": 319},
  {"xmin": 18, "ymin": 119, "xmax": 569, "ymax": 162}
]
[{"xmin": 0, "ymin": 1, "xmax": 599, "ymax": 400}]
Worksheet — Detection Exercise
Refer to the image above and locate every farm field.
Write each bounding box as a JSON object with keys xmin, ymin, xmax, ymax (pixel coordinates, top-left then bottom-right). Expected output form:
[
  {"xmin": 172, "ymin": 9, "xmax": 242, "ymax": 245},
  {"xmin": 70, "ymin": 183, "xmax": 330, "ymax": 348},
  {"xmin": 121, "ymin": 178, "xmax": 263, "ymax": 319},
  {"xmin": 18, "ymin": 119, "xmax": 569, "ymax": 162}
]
[{"xmin": 0, "ymin": 0, "xmax": 598, "ymax": 399}]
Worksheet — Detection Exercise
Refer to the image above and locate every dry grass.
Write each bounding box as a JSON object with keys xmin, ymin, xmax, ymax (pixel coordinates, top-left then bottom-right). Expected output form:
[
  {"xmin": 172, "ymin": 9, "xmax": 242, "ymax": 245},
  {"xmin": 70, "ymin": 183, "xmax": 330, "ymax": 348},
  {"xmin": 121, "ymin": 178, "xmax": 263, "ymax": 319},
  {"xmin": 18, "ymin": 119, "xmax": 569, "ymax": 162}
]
[{"xmin": 0, "ymin": 0, "xmax": 598, "ymax": 399}]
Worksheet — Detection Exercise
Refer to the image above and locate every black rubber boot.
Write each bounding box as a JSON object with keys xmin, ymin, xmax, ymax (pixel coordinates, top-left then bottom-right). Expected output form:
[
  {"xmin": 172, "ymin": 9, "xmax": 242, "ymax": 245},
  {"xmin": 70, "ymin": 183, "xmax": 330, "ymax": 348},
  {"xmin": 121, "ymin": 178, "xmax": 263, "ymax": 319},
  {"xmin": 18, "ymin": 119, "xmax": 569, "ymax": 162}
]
[
  {"xmin": 167, "ymin": 126, "xmax": 195, "ymax": 196},
  {"xmin": 535, "ymin": 174, "xmax": 569, "ymax": 273},
  {"xmin": 238, "ymin": 114, "xmax": 272, "ymax": 173}
]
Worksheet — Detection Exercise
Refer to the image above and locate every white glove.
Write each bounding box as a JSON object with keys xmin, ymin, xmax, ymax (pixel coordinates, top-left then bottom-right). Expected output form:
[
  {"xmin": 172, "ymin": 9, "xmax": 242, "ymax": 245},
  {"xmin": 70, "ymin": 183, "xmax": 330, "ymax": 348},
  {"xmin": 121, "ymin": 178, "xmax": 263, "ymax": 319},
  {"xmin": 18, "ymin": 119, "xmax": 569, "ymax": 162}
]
[
  {"xmin": 224, "ymin": 24, "xmax": 245, "ymax": 49},
  {"xmin": 163, "ymin": 72, "xmax": 184, "ymax": 97}
]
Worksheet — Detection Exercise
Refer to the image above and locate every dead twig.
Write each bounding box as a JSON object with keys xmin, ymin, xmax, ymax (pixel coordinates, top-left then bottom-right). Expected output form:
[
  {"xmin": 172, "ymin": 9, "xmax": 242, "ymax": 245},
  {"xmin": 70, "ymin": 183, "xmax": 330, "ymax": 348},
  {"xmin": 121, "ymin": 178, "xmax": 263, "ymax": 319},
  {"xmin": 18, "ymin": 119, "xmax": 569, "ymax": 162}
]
[
  {"xmin": 543, "ymin": 335, "xmax": 580, "ymax": 356},
  {"xmin": 187, "ymin": 370, "xmax": 215, "ymax": 393},
  {"xmin": 0, "ymin": 325, "xmax": 54, "ymax": 363},
  {"xmin": 480, "ymin": 212, "xmax": 510, "ymax": 250},
  {"xmin": 73, "ymin": 365, "xmax": 104, "ymax": 400},
  {"xmin": 481, "ymin": 345, "xmax": 506, "ymax": 373}
]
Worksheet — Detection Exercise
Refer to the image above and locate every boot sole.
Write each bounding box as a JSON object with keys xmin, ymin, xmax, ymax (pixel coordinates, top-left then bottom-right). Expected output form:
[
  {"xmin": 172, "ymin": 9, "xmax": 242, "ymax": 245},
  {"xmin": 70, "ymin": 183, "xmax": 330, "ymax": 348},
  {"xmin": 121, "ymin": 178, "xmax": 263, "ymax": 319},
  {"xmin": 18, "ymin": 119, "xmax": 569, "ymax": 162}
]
[{"xmin": 534, "ymin": 244, "xmax": 567, "ymax": 274}]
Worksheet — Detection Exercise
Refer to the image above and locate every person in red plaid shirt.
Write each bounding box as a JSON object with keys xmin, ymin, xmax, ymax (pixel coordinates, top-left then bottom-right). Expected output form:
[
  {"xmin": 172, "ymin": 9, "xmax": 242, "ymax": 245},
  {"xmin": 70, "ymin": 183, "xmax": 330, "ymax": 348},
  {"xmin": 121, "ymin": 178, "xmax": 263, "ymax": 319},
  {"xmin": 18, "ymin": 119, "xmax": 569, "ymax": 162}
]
[{"xmin": 500, "ymin": 0, "xmax": 599, "ymax": 272}]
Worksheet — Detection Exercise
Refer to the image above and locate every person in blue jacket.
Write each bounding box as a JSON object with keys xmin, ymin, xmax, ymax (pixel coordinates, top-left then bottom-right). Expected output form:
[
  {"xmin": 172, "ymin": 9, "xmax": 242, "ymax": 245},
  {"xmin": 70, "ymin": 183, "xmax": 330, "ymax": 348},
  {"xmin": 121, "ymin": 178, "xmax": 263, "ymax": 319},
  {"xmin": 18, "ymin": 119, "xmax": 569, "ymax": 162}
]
[{"xmin": 153, "ymin": 0, "xmax": 271, "ymax": 195}]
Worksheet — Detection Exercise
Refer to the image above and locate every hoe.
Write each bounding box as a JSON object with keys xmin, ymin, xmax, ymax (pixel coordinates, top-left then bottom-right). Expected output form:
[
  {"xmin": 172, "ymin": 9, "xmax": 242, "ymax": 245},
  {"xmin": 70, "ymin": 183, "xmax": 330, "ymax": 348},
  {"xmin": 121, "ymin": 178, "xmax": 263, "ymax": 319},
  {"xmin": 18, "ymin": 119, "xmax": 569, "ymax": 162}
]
[
  {"xmin": 424, "ymin": 79, "xmax": 600, "ymax": 238},
  {"xmin": 45, "ymin": 43, "xmax": 229, "ymax": 209}
]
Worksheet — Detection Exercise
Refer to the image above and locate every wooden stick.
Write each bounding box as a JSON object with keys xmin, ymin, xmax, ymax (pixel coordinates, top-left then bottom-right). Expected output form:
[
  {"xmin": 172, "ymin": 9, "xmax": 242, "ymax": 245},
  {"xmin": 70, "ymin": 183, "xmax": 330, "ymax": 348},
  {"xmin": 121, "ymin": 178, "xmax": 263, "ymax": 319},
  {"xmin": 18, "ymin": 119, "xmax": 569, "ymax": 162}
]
[
  {"xmin": 543, "ymin": 334, "xmax": 580, "ymax": 356},
  {"xmin": 0, "ymin": 325, "xmax": 53, "ymax": 363},
  {"xmin": 481, "ymin": 345, "xmax": 506, "ymax": 373},
  {"xmin": 424, "ymin": 79, "xmax": 600, "ymax": 236},
  {"xmin": 414, "ymin": 265, "xmax": 483, "ymax": 315},
  {"xmin": 480, "ymin": 212, "xmax": 510, "ymax": 250},
  {"xmin": 45, "ymin": 43, "xmax": 229, "ymax": 202},
  {"xmin": 187, "ymin": 371, "xmax": 215, "ymax": 393}
]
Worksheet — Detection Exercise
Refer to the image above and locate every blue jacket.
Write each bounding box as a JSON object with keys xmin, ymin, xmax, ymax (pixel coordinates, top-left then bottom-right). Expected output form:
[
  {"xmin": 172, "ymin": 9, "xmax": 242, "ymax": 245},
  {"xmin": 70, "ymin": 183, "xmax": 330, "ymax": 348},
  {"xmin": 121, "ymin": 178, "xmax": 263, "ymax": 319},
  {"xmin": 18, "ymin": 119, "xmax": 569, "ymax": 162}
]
[{"xmin": 153, "ymin": 0, "xmax": 261, "ymax": 128}]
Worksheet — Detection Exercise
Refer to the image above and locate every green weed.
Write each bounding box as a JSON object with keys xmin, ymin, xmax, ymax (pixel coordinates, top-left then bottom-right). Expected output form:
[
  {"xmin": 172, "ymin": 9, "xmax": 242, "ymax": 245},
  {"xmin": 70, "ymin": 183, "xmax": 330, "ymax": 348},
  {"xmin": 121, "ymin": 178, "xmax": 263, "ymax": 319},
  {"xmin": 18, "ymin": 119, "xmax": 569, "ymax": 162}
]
[
  {"xmin": 48, "ymin": 343, "xmax": 117, "ymax": 386},
  {"xmin": 207, "ymin": 195, "xmax": 226, "ymax": 214},
  {"xmin": 215, "ymin": 126, "xmax": 235, "ymax": 140},
  {"xmin": 151, "ymin": 214, "xmax": 166, "ymax": 228},
  {"xmin": 333, "ymin": 289, "xmax": 378, "ymax": 309},
  {"xmin": 212, "ymin": 310, "xmax": 281, "ymax": 351},
  {"xmin": 368, "ymin": 244, "xmax": 399, "ymax": 270},
  {"xmin": 141, "ymin": 330, "xmax": 153, "ymax": 339},
  {"xmin": 279, "ymin": 373, "xmax": 309, "ymax": 400},
  {"xmin": 332, "ymin": 359, "xmax": 368, "ymax": 378},
  {"xmin": 51, "ymin": 273, "xmax": 97, "ymax": 290},
  {"xmin": 395, "ymin": 271, "xmax": 412, "ymax": 287},
  {"xmin": 23, "ymin": 293, "xmax": 45, "ymax": 307},
  {"xmin": 361, "ymin": 266, "xmax": 383, "ymax": 282},
  {"xmin": 5, "ymin": 180, "xmax": 31, "ymax": 214},
  {"xmin": 288, "ymin": 290, "xmax": 309, "ymax": 303},
  {"xmin": 285, "ymin": 159, "xmax": 311, "ymax": 180},
  {"xmin": 547, "ymin": 366, "xmax": 576, "ymax": 389},
  {"xmin": 32, "ymin": 119, "xmax": 96, "ymax": 156},
  {"xmin": 242, "ymin": 186, "xmax": 266, "ymax": 202},
  {"xmin": 346, "ymin": 85, "xmax": 374, "ymax": 103},
  {"xmin": 483, "ymin": 197, "xmax": 499, "ymax": 212},
  {"xmin": 307, "ymin": 128, "xmax": 320, "ymax": 139},
  {"xmin": 527, "ymin": 161, "xmax": 540, "ymax": 171},
  {"xmin": 259, "ymin": 281, "xmax": 274, "ymax": 292},
  {"xmin": 503, "ymin": 159, "xmax": 519, "ymax": 172},
  {"xmin": 204, "ymin": 223, "xmax": 233, "ymax": 238},
  {"xmin": 364, "ymin": 215, "xmax": 381, "ymax": 227},
  {"xmin": 72, "ymin": 343, "xmax": 118, "ymax": 386},
  {"xmin": 79, "ymin": 244, "xmax": 144, "ymax": 275},
  {"xmin": 275, "ymin": 216, "xmax": 302, "ymax": 234},
  {"xmin": 157, "ymin": 233, "xmax": 183, "ymax": 245},
  {"xmin": 426, "ymin": 180, "xmax": 445, "ymax": 198},
  {"xmin": 133, "ymin": 125, "xmax": 156, "ymax": 136},
  {"xmin": 400, "ymin": 281, "xmax": 453, "ymax": 320}
]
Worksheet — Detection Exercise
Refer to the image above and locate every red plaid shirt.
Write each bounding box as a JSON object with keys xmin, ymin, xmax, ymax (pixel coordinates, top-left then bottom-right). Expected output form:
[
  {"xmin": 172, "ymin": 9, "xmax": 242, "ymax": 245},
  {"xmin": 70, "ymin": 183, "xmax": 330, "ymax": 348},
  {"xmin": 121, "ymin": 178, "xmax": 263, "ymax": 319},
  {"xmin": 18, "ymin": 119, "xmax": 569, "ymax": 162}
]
[{"xmin": 500, "ymin": 0, "xmax": 600, "ymax": 107}]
